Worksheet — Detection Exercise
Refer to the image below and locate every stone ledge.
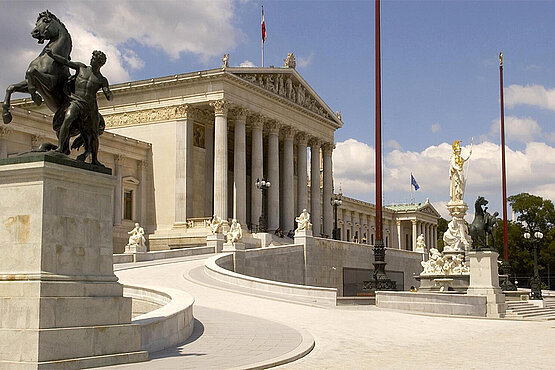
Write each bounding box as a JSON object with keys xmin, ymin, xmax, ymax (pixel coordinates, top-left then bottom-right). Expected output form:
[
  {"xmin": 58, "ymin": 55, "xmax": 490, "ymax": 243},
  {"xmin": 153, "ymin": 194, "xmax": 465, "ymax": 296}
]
[
  {"xmin": 205, "ymin": 253, "xmax": 337, "ymax": 306},
  {"xmin": 124, "ymin": 284, "xmax": 195, "ymax": 353}
]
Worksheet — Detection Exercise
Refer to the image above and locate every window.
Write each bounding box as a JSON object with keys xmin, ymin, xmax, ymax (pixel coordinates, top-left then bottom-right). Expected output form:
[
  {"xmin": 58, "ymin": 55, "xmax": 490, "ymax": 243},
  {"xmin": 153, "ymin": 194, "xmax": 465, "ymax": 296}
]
[{"xmin": 124, "ymin": 190, "xmax": 133, "ymax": 220}]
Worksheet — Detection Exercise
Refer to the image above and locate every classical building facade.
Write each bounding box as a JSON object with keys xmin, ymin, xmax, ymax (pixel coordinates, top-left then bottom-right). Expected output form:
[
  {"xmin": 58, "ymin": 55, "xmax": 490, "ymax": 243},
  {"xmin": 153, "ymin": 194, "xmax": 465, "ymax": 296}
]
[{"xmin": 3, "ymin": 60, "xmax": 439, "ymax": 252}]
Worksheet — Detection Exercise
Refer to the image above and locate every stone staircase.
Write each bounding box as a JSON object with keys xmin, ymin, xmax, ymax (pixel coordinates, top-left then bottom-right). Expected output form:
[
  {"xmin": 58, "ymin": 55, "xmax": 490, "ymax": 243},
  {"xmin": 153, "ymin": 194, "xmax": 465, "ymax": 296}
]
[{"xmin": 505, "ymin": 298, "xmax": 555, "ymax": 320}]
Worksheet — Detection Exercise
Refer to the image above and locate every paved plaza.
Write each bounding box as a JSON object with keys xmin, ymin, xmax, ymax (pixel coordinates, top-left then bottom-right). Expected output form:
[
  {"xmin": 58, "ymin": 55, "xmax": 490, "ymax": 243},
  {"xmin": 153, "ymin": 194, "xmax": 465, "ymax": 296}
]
[{"xmin": 101, "ymin": 255, "xmax": 555, "ymax": 369}]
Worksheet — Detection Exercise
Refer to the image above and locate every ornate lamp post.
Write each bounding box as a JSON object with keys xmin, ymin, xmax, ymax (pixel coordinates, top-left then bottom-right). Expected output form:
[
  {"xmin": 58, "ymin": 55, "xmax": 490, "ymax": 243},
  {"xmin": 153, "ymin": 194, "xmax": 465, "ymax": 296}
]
[
  {"xmin": 523, "ymin": 230, "xmax": 543, "ymax": 300},
  {"xmin": 256, "ymin": 178, "xmax": 271, "ymax": 232},
  {"xmin": 331, "ymin": 188, "xmax": 343, "ymax": 240}
]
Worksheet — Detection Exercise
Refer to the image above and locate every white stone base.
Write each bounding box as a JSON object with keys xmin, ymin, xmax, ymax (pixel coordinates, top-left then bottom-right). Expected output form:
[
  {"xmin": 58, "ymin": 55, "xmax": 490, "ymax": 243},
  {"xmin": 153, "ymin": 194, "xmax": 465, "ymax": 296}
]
[
  {"xmin": 467, "ymin": 249, "xmax": 506, "ymax": 318},
  {"xmin": 294, "ymin": 229, "xmax": 313, "ymax": 247},
  {"xmin": 253, "ymin": 232, "xmax": 273, "ymax": 248},
  {"xmin": 0, "ymin": 160, "xmax": 147, "ymax": 367},
  {"xmin": 125, "ymin": 243, "xmax": 147, "ymax": 253},
  {"xmin": 207, "ymin": 233, "xmax": 225, "ymax": 253},
  {"xmin": 222, "ymin": 242, "xmax": 245, "ymax": 252}
]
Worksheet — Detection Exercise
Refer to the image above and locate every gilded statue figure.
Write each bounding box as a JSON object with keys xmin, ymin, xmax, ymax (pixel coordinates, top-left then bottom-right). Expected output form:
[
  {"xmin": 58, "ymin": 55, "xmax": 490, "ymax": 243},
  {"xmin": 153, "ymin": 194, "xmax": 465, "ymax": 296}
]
[{"xmin": 449, "ymin": 140, "xmax": 472, "ymax": 203}]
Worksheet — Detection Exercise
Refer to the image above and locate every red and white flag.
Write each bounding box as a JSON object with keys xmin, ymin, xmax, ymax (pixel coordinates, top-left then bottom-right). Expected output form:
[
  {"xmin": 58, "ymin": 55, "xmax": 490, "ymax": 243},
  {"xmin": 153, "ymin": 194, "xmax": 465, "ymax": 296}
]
[{"xmin": 261, "ymin": 6, "xmax": 266, "ymax": 43}]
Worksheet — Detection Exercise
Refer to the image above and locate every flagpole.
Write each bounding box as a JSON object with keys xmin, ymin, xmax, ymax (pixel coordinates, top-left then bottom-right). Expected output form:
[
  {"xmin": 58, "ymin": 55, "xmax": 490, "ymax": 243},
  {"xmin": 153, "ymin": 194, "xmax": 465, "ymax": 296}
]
[
  {"xmin": 261, "ymin": 5, "xmax": 265, "ymax": 67},
  {"xmin": 262, "ymin": 39, "xmax": 264, "ymax": 67},
  {"xmin": 499, "ymin": 52, "xmax": 508, "ymax": 263},
  {"xmin": 410, "ymin": 173, "xmax": 413, "ymax": 203}
]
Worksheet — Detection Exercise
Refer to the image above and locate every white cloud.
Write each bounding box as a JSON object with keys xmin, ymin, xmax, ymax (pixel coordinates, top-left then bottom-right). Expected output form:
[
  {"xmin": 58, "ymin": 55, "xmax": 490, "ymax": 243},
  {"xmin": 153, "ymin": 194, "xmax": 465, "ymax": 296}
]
[
  {"xmin": 487, "ymin": 116, "xmax": 543, "ymax": 144},
  {"xmin": 297, "ymin": 52, "xmax": 314, "ymax": 68},
  {"xmin": 238, "ymin": 60, "xmax": 256, "ymax": 67},
  {"xmin": 0, "ymin": 1, "xmax": 244, "ymax": 90},
  {"xmin": 385, "ymin": 140, "xmax": 402, "ymax": 150},
  {"xmin": 333, "ymin": 138, "xmax": 555, "ymax": 213},
  {"xmin": 431, "ymin": 123, "xmax": 441, "ymax": 133},
  {"xmin": 505, "ymin": 84, "xmax": 555, "ymax": 112}
]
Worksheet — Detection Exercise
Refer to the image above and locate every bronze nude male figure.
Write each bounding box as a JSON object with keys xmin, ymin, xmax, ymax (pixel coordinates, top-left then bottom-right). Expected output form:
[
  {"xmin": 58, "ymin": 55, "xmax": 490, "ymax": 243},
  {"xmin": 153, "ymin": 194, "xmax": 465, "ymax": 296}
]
[{"xmin": 45, "ymin": 48, "xmax": 113, "ymax": 166}]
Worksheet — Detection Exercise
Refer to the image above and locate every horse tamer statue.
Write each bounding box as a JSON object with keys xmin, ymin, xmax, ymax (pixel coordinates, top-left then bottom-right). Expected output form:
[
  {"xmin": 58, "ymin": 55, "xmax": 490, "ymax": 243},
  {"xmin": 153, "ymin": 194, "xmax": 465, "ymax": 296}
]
[
  {"xmin": 3, "ymin": 10, "xmax": 111, "ymax": 166},
  {"xmin": 469, "ymin": 196, "xmax": 499, "ymax": 249}
]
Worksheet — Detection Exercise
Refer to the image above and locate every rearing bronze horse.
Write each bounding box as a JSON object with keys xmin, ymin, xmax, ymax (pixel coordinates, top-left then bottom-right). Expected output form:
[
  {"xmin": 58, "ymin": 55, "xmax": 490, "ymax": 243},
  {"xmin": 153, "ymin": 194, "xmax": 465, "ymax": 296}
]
[{"xmin": 3, "ymin": 10, "xmax": 72, "ymax": 124}]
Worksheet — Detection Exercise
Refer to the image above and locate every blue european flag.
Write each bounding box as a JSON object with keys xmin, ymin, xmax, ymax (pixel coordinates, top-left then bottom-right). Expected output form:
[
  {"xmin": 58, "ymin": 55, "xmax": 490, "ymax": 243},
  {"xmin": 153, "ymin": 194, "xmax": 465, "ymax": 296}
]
[{"xmin": 411, "ymin": 173, "xmax": 420, "ymax": 191}]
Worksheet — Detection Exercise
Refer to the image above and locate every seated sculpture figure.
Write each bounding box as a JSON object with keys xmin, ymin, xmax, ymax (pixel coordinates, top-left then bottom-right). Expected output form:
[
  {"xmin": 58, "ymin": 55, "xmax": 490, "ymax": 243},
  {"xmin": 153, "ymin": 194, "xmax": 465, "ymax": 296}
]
[
  {"xmin": 415, "ymin": 234, "xmax": 426, "ymax": 251},
  {"xmin": 210, "ymin": 214, "xmax": 224, "ymax": 234},
  {"xmin": 295, "ymin": 209, "xmax": 312, "ymax": 231},
  {"xmin": 127, "ymin": 223, "xmax": 146, "ymax": 251},
  {"xmin": 226, "ymin": 218, "xmax": 243, "ymax": 243}
]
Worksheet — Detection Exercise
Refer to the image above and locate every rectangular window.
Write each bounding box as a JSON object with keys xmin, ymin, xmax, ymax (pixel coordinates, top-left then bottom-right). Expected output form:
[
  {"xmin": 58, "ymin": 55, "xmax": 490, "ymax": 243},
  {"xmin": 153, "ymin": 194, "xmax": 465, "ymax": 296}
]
[{"xmin": 124, "ymin": 190, "xmax": 133, "ymax": 220}]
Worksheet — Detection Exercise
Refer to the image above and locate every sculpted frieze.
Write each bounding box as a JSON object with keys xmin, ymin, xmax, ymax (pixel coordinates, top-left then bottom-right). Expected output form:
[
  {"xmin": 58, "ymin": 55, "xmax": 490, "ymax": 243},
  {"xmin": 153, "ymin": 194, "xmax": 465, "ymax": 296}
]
[
  {"xmin": 236, "ymin": 72, "xmax": 331, "ymax": 120},
  {"xmin": 104, "ymin": 104, "xmax": 198, "ymax": 128}
]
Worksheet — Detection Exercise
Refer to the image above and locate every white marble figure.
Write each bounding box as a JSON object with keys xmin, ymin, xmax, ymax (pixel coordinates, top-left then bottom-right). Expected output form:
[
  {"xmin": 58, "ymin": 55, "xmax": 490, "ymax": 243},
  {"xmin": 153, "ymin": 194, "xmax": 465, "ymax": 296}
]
[
  {"xmin": 226, "ymin": 218, "xmax": 243, "ymax": 243},
  {"xmin": 421, "ymin": 248, "xmax": 469, "ymax": 275},
  {"xmin": 127, "ymin": 223, "xmax": 146, "ymax": 250},
  {"xmin": 283, "ymin": 53, "xmax": 296, "ymax": 68},
  {"xmin": 415, "ymin": 233, "xmax": 426, "ymax": 252},
  {"xmin": 295, "ymin": 209, "xmax": 312, "ymax": 231},
  {"xmin": 210, "ymin": 214, "xmax": 224, "ymax": 234},
  {"xmin": 443, "ymin": 217, "xmax": 471, "ymax": 252},
  {"xmin": 449, "ymin": 140, "xmax": 472, "ymax": 203},
  {"xmin": 221, "ymin": 53, "xmax": 229, "ymax": 68}
]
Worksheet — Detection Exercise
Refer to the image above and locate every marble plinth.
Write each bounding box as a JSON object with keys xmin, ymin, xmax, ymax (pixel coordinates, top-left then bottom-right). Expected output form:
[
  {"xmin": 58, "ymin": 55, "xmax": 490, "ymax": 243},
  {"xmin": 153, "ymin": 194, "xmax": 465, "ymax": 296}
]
[
  {"xmin": 207, "ymin": 233, "xmax": 225, "ymax": 253},
  {"xmin": 294, "ymin": 229, "xmax": 313, "ymax": 246},
  {"xmin": 0, "ymin": 160, "xmax": 147, "ymax": 368},
  {"xmin": 467, "ymin": 249, "xmax": 506, "ymax": 318},
  {"xmin": 222, "ymin": 242, "xmax": 245, "ymax": 252}
]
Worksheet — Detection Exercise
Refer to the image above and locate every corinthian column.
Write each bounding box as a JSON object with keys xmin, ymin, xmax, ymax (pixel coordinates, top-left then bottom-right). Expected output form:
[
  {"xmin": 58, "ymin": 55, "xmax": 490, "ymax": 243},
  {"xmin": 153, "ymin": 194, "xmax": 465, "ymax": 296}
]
[
  {"xmin": 250, "ymin": 117, "xmax": 264, "ymax": 228},
  {"xmin": 232, "ymin": 108, "xmax": 248, "ymax": 225},
  {"xmin": 281, "ymin": 126, "xmax": 295, "ymax": 232},
  {"xmin": 210, "ymin": 99, "xmax": 229, "ymax": 220},
  {"xmin": 267, "ymin": 121, "xmax": 280, "ymax": 231},
  {"xmin": 322, "ymin": 142, "xmax": 334, "ymax": 238},
  {"xmin": 310, "ymin": 138, "xmax": 321, "ymax": 235},
  {"xmin": 412, "ymin": 219, "xmax": 418, "ymax": 251},
  {"xmin": 175, "ymin": 104, "xmax": 194, "ymax": 223},
  {"xmin": 296, "ymin": 132, "xmax": 308, "ymax": 215}
]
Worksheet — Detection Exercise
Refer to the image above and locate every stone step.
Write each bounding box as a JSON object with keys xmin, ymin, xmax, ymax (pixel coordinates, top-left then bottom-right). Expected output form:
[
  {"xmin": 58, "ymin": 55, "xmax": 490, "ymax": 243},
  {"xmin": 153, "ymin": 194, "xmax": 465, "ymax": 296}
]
[
  {"xmin": 519, "ymin": 310, "xmax": 555, "ymax": 318},
  {"xmin": 508, "ymin": 307, "xmax": 553, "ymax": 314}
]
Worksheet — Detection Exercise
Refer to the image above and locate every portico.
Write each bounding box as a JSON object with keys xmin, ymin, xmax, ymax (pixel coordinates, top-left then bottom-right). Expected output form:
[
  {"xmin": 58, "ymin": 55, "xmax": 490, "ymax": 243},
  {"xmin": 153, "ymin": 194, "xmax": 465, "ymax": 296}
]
[{"xmin": 100, "ymin": 65, "xmax": 342, "ymax": 247}]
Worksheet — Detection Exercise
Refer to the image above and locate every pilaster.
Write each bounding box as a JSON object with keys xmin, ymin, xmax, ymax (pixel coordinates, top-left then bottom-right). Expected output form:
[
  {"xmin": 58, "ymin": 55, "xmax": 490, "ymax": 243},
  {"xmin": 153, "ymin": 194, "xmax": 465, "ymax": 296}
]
[
  {"xmin": 113, "ymin": 154, "xmax": 124, "ymax": 226},
  {"xmin": 175, "ymin": 104, "xmax": 195, "ymax": 224}
]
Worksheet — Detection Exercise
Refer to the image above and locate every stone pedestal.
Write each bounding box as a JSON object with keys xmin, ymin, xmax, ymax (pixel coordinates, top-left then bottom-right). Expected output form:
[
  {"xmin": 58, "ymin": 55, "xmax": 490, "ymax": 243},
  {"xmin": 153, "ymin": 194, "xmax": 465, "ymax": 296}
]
[
  {"xmin": 253, "ymin": 232, "xmax": 273, "ymax": 248},
  {"xmin": 0, "ymin": 159, "xmax": 147, "ymax": 368},
  {"xmin": 294, "ymin": 229, "xmax": 313, "ymax": 244},
  {"xmin": 125, "ymin": 243, "xmax": 147, "ymax": 254},
  {"xmin": 222, "ymin": 242, "xmax": 246, "ymax": 252},
  {"xmin": 207, "ymin": 233, "xmax": 225, "ymax": 253},
  {"xmin": 467, "ymin": 249, "xmax": 506, "ymax": 318}
]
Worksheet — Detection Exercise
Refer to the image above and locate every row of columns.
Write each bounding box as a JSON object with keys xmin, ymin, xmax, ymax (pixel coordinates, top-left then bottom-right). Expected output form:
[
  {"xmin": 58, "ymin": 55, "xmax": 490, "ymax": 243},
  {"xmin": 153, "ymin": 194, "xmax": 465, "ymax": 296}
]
[
  {"xmin": 411, "ymin": 220, "xmax": 438, "ymax": 250},
  {"xmin": 206, "ymin": 100, "xmax": 334, "ymax": 234}
]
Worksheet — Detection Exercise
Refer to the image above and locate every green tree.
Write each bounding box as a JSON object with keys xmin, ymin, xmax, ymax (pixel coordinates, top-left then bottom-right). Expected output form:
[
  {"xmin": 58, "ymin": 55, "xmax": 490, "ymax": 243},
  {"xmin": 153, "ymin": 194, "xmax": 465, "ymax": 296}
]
[
  {"xmin": 498, "ymin": 193, "xmax": 555, "ymax": 284},
  {"xmin": 436, "ymin": 217, "xmax": 448, "ymax": 252}
]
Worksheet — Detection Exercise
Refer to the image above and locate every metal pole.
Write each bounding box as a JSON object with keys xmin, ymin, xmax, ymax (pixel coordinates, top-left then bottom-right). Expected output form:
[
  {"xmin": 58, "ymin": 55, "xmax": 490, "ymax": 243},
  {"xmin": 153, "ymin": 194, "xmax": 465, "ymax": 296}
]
[
  {"xmin": 375, "ymin": 0, "xmax": 383, "ymax": 243},
  {"xmin": 499, "ymin": 52, "xmax": 509, "ymax": 262}
]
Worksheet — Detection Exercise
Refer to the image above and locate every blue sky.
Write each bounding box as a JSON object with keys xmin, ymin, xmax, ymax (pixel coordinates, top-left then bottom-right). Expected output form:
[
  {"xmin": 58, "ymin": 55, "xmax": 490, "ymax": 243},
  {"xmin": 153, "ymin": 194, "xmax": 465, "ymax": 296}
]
[{"xmin": 0, "ymin": 0, "xmax": 554, "ymax": 219}]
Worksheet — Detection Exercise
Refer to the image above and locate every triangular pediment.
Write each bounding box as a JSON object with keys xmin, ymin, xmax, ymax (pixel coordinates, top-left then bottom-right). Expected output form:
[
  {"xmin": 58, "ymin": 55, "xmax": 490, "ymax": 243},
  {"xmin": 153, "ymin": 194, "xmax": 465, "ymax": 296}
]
[
  {"xmin": 227, "ymin": 67, "xmax": 343, "ymax": 127},
  {"xmin": 418, "ymin": 204, "xmax": 441, "ymax": 218}
]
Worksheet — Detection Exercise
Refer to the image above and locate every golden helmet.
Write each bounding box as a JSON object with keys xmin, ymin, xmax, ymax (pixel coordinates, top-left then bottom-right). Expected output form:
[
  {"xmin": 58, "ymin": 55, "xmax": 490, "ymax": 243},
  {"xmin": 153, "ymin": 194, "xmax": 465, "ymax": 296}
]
[{"xmin": 452, "ymin": 140, "xmax": 461, "ymax": 152}]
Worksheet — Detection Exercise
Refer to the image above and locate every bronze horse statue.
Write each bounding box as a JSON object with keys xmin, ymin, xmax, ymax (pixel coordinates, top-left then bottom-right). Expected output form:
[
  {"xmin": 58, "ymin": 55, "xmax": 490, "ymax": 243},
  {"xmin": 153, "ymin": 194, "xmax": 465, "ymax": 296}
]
[
  {"xmin": 3, "ymin": 10, "xmax": 72, "ymax": 124},
  {"xmin": 469, "ymin": 196, "xmax": 499, "ymax": 249}
]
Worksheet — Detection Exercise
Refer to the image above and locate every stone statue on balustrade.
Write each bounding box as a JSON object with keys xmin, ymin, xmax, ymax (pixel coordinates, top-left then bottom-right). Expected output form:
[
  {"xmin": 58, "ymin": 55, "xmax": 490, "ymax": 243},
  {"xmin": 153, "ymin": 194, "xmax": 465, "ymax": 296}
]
[
  {"xmin": 415, "ymin": 234, "xmax": 426, "ymax": 252},
  {"xmin": 209, "ymin": 214, "xmax": 224, "ymax": 234},
  {"xmin": 295, "ymin": 209, "xmax": 312, "ymax": 232},
  {"xmin": 125, "ymin": 223, "xmax": 146, "ymax": 253},
  {"xmin": 226, "ymin": 218, "xmax": 243, "ymax": 243}
]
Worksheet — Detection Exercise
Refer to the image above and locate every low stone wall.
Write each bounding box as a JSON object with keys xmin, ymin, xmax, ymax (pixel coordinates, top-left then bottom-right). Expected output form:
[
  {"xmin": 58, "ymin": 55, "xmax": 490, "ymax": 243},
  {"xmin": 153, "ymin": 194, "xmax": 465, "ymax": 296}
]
[
  {"xmin": 206, "ymin": 254, "xmax": 337, "ymax": 306},
  {"xmin": 124, "ymin": 285, "xmax": 195, "ymax": 353},
  {"xmin": 309, "ymin": 238, "xmax": 423, "ymax": 295},
  {"xmin": 376, "ymin": 291, "xmax": 487, "ymax": 317},
  {"xmin": 114, "ymin": 245, "xmax": 214, "ymax": 264},
  {"xmin": 236, "ymin": 244, "xmax": 305, "ymax": 285}
]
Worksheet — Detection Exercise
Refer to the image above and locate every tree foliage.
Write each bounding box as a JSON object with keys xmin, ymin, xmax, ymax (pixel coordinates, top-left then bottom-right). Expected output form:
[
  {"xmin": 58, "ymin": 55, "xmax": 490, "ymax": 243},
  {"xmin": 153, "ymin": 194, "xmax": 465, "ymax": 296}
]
[
  {"xmin": 495, "ymin": 193, "xmax": 555, "ymax": 280},
  {"xmin": 436, "ymin": 217, "xmax": 448, "ymax": 252}
]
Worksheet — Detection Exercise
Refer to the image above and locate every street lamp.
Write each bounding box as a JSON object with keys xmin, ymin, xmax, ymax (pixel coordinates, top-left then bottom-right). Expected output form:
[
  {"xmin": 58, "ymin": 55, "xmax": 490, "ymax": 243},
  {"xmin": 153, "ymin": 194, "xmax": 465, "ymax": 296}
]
[
  {"xmin": 256, "ymin": 178, "xmax": 271, "ymax": 232},
  {"xmin": 330, "ymin": 188, "xmax": 343, "ymax": 240},
  {"xmin": 523, "ymin": 230, "xmax": 543, "ymax": 300}
]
